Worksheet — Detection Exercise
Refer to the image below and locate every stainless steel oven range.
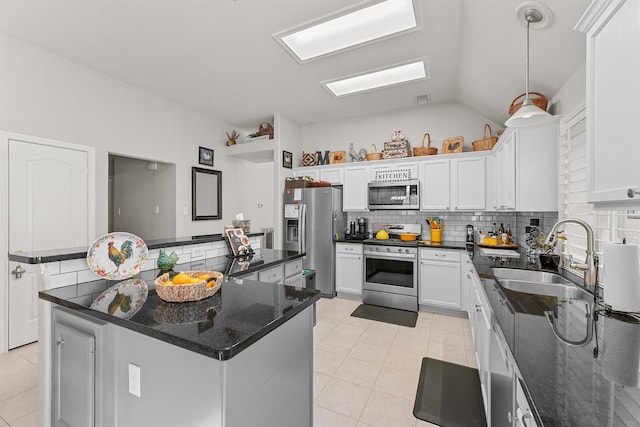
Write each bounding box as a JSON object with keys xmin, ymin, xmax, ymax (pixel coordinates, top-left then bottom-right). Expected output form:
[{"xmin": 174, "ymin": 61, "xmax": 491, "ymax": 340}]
[{"xmin": 363, "ymin": 242, "xmax": 418, "ymax": 312}]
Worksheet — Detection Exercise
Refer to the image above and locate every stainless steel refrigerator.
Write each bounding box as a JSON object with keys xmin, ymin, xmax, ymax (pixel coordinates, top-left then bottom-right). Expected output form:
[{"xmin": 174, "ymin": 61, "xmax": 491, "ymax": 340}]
[{"xmin": 283, "ymin": 186, "xmax": 346, "ymax": 297}]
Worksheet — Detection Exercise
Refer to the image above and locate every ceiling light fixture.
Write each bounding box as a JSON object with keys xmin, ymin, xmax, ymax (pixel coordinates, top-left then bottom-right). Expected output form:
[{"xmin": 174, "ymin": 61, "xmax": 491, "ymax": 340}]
[
  {"xmin": 323, "ymin": 60, "xmax": 428, "ymax": 97},
  {"xmin": 505, "ymin": 7, "xmax": 553, "ymax": 128},
  {"xmin": 275, "ymin": 0, "xmax": 417, "ymax": 63}
]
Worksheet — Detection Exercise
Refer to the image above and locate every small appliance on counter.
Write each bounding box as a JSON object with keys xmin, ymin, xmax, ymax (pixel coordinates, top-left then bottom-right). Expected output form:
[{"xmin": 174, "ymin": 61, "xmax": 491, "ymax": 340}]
[
  {"xmin": 466, "ymin": 224, "xmax": 475, "ymax": 243},
  {"xmin": 345, "ymin": 217, "xmax": 370, "ymax": 240}
]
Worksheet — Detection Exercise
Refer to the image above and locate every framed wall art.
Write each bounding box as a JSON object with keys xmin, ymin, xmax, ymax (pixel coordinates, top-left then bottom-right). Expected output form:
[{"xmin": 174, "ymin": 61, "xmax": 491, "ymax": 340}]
[
  {"xmin": 198, "ymin": 146, "xmax": 214, "ymax": 167},
  {"xmin": 282, "ymin": 150, "xmax": 293, "ymax": 169}
]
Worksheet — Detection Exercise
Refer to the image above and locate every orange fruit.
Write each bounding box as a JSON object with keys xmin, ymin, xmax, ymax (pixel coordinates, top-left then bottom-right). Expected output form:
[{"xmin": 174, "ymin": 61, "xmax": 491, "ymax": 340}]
[
  {"xmin": 172, "ymin": 273, "xmax": 191, "ymax": 285},
  {"xmin": 197, "ymin": 274, "xmax": 210, "ymax": 281}
]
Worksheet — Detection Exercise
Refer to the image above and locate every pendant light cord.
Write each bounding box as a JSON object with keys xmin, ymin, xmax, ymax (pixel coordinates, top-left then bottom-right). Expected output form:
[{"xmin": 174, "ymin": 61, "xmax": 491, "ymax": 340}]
[{"xmin": 525, "ymin": 18, "xmax": 530, "ymax": 101}]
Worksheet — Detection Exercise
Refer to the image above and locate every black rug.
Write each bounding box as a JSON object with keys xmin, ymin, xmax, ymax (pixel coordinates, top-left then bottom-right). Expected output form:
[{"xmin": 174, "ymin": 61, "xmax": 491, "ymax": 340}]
[
  {"xmin": 413, "ymin": 358, "xmax": 486, "ymax": 427},
  {"xmin": 350, "ymin": 304, "xmax": 417, "ymax": 327}
]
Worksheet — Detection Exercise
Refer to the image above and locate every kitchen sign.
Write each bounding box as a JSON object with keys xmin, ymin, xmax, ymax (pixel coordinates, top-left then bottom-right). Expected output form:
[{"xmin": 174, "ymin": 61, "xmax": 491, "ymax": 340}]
[{"xmin": 374, "ymin": 168, "xmax": 412, "ymax": 182}]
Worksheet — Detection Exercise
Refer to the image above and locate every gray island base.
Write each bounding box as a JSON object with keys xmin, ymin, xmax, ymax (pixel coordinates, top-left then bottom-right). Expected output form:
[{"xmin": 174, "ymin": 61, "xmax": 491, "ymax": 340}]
[{"xmin": 41, "ymin": 260, "xmax": 318, "ymax": 427}]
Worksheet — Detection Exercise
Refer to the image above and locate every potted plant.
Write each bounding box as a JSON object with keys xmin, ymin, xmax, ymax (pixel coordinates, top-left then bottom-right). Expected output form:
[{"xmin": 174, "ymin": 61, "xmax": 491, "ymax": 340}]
[{"xmin": 537, "ymin": 229, "xmax": 566, "ymax": 269}]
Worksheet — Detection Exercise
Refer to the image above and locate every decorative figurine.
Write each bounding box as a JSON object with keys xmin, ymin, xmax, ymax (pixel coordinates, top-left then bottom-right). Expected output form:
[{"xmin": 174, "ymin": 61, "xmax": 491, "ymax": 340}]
[
  {"xmin": 156, "ymin": 248, "xmax": 179, "ymax": 272},
  {"xmin": 391, "ymin": 130, "xmax": 405, "ymax": 141}
]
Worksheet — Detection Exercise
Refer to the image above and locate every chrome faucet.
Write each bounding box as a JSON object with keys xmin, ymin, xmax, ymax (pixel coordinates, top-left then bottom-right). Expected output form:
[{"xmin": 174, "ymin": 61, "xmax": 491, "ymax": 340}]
[{"xmin": 544, "ymin": 218, "xmax": 598, "ymax": 288}]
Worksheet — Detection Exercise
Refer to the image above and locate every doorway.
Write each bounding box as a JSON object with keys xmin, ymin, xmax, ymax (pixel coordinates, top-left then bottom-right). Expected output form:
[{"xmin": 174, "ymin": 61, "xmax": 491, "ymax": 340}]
[
  {"xmin": 1, "ymin": 132, "xmax": 95, "ymax": 353},
  {"xmin": 108, "ymin": 154, "xmax": 176, "ymax": 241}
]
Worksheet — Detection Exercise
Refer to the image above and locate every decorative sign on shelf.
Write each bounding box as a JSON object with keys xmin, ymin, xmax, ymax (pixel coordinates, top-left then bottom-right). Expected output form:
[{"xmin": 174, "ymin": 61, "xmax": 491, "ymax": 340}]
[{"xmin": 374, "ymin": 168, "xmax": 413, "ymax": 182}]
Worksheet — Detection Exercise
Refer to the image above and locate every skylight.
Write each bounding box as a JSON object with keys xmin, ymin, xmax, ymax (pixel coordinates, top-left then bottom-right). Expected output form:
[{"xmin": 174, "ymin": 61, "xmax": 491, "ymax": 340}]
[
  {"xmin": 275, "ymin": 0, "xmax": 418, "ymax": 62},
  {"xmin": 323, "ymin": 60, "xmax": 428, "ymax": 97}
]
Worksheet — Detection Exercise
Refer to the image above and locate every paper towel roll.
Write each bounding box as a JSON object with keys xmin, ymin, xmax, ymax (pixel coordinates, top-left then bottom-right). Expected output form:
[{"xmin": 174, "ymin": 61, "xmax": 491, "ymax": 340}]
[{"xmin": 603, "ymin": 243, "xmax": 640, "ymax": 312}]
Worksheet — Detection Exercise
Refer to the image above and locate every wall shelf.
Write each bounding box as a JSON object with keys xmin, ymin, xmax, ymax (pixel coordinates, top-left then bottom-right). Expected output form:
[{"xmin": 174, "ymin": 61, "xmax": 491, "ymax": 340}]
[{"xmin": 226, "ymin": 139, "xmax": 275, "ymax": 163}]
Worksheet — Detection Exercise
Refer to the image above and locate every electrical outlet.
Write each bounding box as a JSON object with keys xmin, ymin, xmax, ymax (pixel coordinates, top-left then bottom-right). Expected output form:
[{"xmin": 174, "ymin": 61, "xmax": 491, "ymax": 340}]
[
  {"xmin": 154, "ymin": 206, "xmax": 160, "ymax": 215},
  {"xmin": 129, "ymin": 363, "xmax": 141, "ymax": 397},
  {"xmin": 183, "ymin": 207, "xmax": 189, "ymax": 215}
]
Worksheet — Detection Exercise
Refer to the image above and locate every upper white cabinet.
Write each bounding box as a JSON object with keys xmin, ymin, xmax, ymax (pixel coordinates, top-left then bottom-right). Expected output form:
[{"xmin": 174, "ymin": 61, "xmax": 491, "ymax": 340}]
[
  {"xmin": 577, "ymin": 0, "xmax": 640, "ymax": 205},
  {"xmin": 420, "ymin": 156, "xmax": 486, "ymax": 211},
  {"xmin": 420, "ymin": 159, "xmax": 450, "ymax": 210},
  {"xmin": 369, "ymin": 162, "xmax": 418, "ymax": 181},
  {"xmin": 490, "ymin": 121, "xmax": 559, "ymax": 212},
  {"xmin": 320, "ymin": 168, "xmax": 344, "ymax": 184},
  {"xmin": 343, "ymin": 165, "xmax": 369, "ymax": 211},
  {"xmin": 492, "ymin": 133, "xmax": 516, "ymax": 210},
  {"xmin": 452, "ymin": 157, "xmax": 486, "ymax": 210}
]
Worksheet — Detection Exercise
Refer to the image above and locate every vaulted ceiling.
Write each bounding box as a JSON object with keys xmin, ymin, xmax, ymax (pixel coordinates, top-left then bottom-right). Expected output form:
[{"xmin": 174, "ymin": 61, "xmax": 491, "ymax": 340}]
[{"xmin": 0, "ymin": 0, "xmax": 589, "ymax": 130}]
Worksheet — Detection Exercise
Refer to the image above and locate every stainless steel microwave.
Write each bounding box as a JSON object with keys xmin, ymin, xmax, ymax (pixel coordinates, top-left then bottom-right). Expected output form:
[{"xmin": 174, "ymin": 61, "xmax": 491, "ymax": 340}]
[{"xmin": 368, "ymin": 180, "xmax": 420, "ymax": 210}]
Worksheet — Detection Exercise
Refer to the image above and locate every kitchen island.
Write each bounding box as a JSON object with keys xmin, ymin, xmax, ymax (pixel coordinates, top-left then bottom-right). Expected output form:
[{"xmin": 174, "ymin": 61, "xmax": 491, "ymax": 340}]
[{"xmin": 38, "ymin": 249, "xmax": 319, "ymax": 427}]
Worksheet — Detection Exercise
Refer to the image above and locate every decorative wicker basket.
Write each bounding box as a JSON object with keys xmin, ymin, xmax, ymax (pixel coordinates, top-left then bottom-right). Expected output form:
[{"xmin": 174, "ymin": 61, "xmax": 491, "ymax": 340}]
[
  {"xmin": 154, "ymin": 271, "xmax": 223, "ymax": 303},
  {"xmin": 472, "ymin": 124, "xmax": 498, "ymax": 151},
  {"xmin": 366, "ymin": 144, "xmax": 382, "ymax": 161},
  {"xmin": 508, "ymin": 92, "xmax": 548, "ymax": 116},
  {"xmin": 413, "ymin": 133, "xmax": 438, "ymax": 156}
]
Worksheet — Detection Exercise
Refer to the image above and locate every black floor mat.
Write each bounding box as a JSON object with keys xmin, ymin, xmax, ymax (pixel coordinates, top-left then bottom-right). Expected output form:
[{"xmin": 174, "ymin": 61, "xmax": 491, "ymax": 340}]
[
  {"xmin": 350, "ymin": 304, "xmax": 417, "ymax": 327},
  {"xmin": 413, "ymin": 358, "xmax": 486, "ymax": 427}
]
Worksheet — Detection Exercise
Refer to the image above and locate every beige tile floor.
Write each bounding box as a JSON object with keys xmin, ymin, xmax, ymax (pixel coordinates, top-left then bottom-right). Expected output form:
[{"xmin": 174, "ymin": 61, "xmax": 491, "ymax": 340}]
[
  {"xmin": 313, "ymin": 297, "xmax": 476, "ymax": 427},
  {"xmin": 0, "ymin": 297, "xmax": 474, "ymax": 427},
  {"xmin": 0, "ymin": 342, "xmax": 38, "ymax": 427}
]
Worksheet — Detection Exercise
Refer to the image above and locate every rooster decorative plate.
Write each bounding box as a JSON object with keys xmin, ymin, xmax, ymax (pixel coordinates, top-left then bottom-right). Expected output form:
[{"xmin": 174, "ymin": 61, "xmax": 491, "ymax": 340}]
[
  {"xmin": 90, "ymin": 278, "xmax": 148, "ymax": 319},
  {"xmin": 87, "ymin": 232, "xmax": 148, "ymax": 280}
]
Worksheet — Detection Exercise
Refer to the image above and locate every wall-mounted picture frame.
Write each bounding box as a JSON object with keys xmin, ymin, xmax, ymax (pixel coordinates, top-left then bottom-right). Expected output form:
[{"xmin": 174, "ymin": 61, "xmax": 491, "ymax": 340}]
[
  {"xmin": 199, "ymin": 146, "xmax": 214, "ymax": 167},
  {"xmin": 283, "ymin": 150, "xmax": 293, "ymax": 169},
  {"xmin": 192, "ymin": 167, "xmax": 222, "ymax": 220}
]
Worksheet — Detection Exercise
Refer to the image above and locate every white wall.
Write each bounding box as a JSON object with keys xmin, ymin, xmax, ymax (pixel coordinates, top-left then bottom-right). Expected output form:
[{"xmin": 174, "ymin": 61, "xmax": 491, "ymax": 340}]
[
  {"xmin": 549, "ymin": 62, "xmax": 587, "ymax": 116},
  {"xmin": 0, "ymin": 33, "xmax": 261, "ymax": 239},
  {"xmin": 300, "ymin": 102, "xmax": 503, "ymax": 163}
]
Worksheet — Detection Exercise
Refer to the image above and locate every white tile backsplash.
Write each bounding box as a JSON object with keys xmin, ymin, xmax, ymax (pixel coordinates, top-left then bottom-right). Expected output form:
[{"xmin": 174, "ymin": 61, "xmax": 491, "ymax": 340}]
[
  {"xmin": 50, "ymin": 271, "xmax": 78, "ymax": 289},
  {"xmin": 59, "ymin": 258, "xmax": 90, "ymax": 273}
]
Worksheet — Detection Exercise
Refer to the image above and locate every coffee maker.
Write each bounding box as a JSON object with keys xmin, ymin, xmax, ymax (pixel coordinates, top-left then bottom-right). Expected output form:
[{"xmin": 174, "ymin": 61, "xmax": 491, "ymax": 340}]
[{"xmin": 358, "ymin": 217, "xmax": 368, "ymax": 235}]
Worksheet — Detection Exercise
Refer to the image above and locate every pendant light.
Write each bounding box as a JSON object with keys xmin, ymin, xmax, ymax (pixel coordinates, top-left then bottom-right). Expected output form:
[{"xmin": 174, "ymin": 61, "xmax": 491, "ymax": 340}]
[{"xmin": 505, "ymin": 7, "xmax": 552, "ymax": 128}]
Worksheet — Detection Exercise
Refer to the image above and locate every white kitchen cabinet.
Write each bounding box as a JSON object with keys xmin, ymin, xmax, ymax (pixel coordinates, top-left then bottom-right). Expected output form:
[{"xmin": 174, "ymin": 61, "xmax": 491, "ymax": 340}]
[
  {"xmin": 492, "ymin": 133, "xmax": 516, "ymax": 211},
  {"xmin": 343, "ymin": 165, "xmax": 369, "ymax": 211},
  {"xmin": 420, "ymin": 159, "xmax": 450, "ymax": 210},
  {"xmin": 335, "ymin": 243, "xmax": 363, "ymax": 297},
  {"xmin": 470, "ymin": 276, "xmax": 491, "ymax": 418},
  {"xmin": 418, "ymin": 248, "xmax": 461, "ymax": 309},
  {"xmin": 577, "ymin": 0, "xmax": 640, "ymax": 205},
  {"xmin": 452, "ymin": 156, "xmax": 486, "ymax": 210},
  {"xmin": 52, "ymin": 307, "xmax": 111, "ymax": 427},
  {"xmin": 369, "ymin": 162, "xmax": 418, "ymax": 181},
  {"xmin": 490, "ymin": 121, "xmax": 558, "ymax": 211},
  {"xmin": 319, "ymin": 168, "xmax": 344, "ymax": 184}
]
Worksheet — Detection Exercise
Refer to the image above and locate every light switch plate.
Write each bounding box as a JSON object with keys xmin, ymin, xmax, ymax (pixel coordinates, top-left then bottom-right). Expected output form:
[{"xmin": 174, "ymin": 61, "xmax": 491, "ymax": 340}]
[{"xmin": 128, "ymin": 363, "xmax": 141, "ymax": 397}]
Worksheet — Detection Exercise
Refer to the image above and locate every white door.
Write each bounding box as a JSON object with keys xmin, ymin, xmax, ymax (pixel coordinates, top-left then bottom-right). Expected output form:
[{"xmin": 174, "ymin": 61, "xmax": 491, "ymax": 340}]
[{"xmin": 8, "ymin": 138, "xmax": 91, "ymax": 349}]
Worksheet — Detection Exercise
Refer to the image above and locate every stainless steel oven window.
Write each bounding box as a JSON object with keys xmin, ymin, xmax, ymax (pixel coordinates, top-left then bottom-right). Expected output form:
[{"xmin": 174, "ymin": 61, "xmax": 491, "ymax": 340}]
[{"xmin": 365, "ymin": 256, "xmax": 414, "ymax": 288}]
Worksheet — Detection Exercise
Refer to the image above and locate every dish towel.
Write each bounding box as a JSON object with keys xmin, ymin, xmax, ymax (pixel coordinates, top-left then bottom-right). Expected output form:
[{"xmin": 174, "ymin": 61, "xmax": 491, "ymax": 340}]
[{"xmin": 479, "ymin": 248, "xmax": 520, "ymax": 258}]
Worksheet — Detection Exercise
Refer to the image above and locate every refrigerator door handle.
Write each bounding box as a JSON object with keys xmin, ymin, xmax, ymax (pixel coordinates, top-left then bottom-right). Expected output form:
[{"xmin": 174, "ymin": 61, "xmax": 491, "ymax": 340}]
[{"xmin": 300, "ymin": 204, "xmax": 306, "ymax": 253}]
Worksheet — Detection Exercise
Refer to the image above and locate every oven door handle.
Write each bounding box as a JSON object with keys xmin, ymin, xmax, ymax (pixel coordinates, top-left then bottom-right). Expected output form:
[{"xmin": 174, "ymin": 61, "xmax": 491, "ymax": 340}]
[{"xmin": 363, "ymin": 251, "xmax": 416, "ymax": 260}]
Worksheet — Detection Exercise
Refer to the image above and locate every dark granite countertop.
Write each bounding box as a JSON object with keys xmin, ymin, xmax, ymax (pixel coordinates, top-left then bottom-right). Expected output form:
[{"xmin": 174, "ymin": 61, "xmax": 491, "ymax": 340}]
[
  {"xmin": 9, "ymin": 232, "xmax": 264, "ymax": 264},
  {"xmin": 474, "ymin": 247, "xmax": 640, "ymax": 426},
  {"xmin": 39, "ymin": 249, "xmax": 317, "ymax": 361}
]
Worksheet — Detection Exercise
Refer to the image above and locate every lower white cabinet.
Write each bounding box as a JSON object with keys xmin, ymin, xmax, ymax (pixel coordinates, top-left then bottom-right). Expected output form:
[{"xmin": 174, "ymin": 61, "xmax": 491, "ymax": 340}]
[
  {"xmin": 52, "ymin": 306, "xmax": 111, "ymax": 427},
  {"xmin": 470, "ymin": 276, "xmax": 492, "ymax": 420},
  {"xmin": 335, "ymin": 243, "xmax": 363, "ymax": 297},
  {"xmin": 418, "ymin": 248, "xmax": 461, "ymax": 309}
]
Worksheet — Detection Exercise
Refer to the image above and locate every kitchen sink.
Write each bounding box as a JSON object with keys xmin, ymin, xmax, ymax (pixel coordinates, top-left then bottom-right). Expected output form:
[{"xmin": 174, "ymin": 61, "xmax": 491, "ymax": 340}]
[
  {"xmin": 491, "ymin": 268, "xmax": 573, "ymax": 285},
  {"xmin": 491, "ymin": 268, "xmax": 592, "ymax": 300}
]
